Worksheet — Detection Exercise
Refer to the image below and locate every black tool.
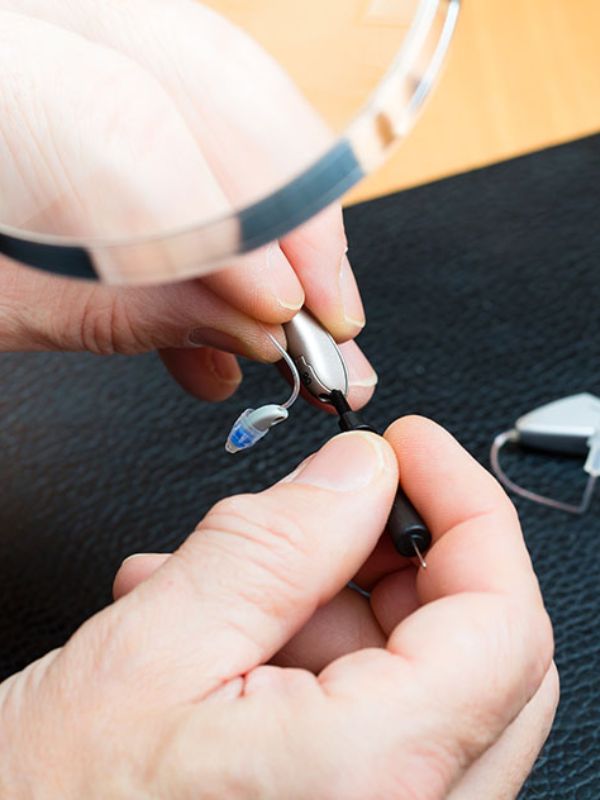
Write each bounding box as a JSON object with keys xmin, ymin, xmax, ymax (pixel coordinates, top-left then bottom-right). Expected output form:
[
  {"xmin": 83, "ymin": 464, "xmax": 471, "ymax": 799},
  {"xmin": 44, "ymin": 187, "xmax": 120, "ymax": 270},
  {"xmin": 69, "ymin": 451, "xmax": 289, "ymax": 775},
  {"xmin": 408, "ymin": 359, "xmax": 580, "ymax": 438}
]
[
  {"xmin": 283, "ymin": 310, "xmax": 432, "ymax": 566},
  {"xmin": 328, "ymin": 390, "xmax": 431, "ymax": 566}
]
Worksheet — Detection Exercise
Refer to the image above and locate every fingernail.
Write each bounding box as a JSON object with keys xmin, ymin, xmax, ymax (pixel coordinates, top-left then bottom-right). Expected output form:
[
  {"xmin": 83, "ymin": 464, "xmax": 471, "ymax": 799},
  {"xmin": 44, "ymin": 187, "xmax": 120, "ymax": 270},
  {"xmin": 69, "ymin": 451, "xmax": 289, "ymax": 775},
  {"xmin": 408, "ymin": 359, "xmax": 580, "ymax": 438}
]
[
  {"xmin": 292, "ymin": 431, "xmax": 386, "ymax": 492},
  {"xmin": 266, "ymin": 244, "xmax": 305, "ymax": 311},
  {"xmin": 207, "ymin": 350, "xmax": 243, "ymax": 385},
  {"xmin": 341, "ymin": 341, "xmax": 379, "ymax": 388},
  {"xmin": 339, "ymin": 255, "xmax": 366, "ymax": 330},
  {"xmin": 122, "ymin": 553, "xmax": 168, "ymax": 565},
  {"xmin": 350, "ymin": 372, "xmax": 378, "ymax": 389},
  {"xmin": 188, "ymin": 328, "xmax": 245, "ymax": 354}
]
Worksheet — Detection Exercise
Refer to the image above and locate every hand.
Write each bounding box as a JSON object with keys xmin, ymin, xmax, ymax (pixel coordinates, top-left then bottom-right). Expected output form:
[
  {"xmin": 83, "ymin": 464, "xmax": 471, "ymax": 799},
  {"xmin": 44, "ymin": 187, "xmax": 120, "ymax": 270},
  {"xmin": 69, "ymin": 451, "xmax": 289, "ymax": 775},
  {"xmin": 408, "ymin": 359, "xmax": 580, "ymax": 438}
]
[
  {"xmin": 0, "ymin": 418, "xmax": 557, "ymax": 799},
  {"xmin": 0, "ymin": 1, "xmax": 375, "ymax": 406}
]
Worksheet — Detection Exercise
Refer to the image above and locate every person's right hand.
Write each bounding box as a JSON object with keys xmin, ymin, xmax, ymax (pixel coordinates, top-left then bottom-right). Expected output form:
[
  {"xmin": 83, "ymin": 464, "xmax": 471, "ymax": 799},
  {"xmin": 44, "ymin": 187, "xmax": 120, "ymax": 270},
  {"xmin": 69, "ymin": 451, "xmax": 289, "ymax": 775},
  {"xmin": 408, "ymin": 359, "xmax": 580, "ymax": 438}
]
[
  {"xmin": 0, "ymin": 1, "xmax": 375, "ymax": 406},
  {"xmin": 0, "ymin": 418, "xmax": 558, "ymax": 799}
]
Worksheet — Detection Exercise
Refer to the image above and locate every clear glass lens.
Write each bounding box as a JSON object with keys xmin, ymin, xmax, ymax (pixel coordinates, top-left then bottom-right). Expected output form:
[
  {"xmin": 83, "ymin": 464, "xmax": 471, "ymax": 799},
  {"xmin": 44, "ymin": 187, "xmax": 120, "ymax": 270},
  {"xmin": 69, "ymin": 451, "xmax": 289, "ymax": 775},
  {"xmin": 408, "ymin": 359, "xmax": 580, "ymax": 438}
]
[{"xmin": 0, "ymin": 0, "xmax": 459, "ymax": 283}]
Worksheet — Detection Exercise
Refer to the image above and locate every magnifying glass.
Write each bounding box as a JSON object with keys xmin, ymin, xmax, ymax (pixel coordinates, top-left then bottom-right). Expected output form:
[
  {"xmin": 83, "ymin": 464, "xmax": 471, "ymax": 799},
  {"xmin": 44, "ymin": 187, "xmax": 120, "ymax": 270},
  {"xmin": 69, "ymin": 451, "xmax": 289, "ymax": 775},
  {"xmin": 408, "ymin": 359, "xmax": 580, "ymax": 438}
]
[{"xmin": 0, "ymin": 0, "xmax": 460, "ymax": 285}]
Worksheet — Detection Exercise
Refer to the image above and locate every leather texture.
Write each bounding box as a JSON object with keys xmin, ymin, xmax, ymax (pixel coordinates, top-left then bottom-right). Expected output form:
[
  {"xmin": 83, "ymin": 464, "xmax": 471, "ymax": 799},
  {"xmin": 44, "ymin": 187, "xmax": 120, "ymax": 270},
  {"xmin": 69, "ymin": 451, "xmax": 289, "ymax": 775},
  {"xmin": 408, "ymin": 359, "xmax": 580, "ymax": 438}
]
[{"xmin": 2, "ymin": 134, "xmax": 600, "ymax": 798}]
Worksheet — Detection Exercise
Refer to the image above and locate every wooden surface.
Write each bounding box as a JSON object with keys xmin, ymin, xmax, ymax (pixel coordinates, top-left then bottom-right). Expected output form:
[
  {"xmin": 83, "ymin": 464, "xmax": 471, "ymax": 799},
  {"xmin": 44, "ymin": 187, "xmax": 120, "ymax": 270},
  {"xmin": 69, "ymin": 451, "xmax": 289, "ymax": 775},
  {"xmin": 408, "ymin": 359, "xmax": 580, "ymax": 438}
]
[
  {"xmin": 206, "ymin": 1, "xmax": 599, "ymax": 202},
  {"xmin": 349, "ymin": 0, "xmax": 600, "ymax": 202}
]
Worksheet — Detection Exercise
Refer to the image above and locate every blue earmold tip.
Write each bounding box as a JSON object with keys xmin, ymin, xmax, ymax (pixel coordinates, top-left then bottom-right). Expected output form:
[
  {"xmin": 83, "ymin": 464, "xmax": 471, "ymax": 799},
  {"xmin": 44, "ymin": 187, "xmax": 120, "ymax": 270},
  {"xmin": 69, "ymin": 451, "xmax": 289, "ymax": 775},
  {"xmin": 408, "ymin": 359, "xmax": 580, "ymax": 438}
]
[{"xmin": 225, "ymin": 405, "xmax": 289, "ymax": 454}]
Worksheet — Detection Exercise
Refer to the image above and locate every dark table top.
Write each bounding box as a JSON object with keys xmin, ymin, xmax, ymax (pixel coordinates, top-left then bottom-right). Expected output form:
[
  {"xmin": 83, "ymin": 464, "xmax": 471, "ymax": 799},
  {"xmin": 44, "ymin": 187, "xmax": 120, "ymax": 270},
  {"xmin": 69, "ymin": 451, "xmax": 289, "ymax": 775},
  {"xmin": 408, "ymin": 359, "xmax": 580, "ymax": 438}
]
[{"xmin": 2, "ymin": 134, "xmax": 600, "ymax": 799}]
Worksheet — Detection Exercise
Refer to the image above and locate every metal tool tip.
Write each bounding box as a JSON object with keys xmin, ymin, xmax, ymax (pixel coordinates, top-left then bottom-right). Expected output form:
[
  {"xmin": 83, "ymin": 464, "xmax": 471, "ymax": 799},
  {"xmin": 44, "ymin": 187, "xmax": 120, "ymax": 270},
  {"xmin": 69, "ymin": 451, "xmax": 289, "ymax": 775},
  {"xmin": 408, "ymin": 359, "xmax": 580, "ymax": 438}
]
[{"xmin": 412, "ymin": 541, "xmax": 427, "ymax": 569}]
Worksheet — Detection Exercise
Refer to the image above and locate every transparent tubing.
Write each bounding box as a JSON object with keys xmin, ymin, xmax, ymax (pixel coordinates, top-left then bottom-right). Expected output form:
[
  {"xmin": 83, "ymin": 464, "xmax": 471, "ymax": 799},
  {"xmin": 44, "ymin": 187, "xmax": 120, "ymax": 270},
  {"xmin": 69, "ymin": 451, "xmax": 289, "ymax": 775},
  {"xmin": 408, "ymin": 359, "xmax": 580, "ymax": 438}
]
[
  {"xmin": 267, "ymin": 333, "xmax": 301, "ymax": 410},
  {"xmin": 490, "ymin": 430, "xmax": 597, "ymax": 515},
  {"xmin": 0, "ymin": 0, "xmax": 461, "ymax": 285}
]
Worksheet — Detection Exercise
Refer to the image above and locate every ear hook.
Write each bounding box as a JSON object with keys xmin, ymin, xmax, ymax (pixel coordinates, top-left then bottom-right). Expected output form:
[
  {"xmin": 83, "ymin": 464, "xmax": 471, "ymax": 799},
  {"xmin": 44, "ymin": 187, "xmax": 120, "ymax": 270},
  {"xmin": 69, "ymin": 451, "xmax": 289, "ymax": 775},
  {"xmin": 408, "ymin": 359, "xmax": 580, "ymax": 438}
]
[
  {"xmin": 490, "ymin": 429, "xmax": 598, "ymax": 515},
  {"xmin": 490, "ymin": 394, "xmax": 600, "ymax": 515},
  {"xmin": 225, "ymin": 333, "xmax": 301, "ymax": 454}
]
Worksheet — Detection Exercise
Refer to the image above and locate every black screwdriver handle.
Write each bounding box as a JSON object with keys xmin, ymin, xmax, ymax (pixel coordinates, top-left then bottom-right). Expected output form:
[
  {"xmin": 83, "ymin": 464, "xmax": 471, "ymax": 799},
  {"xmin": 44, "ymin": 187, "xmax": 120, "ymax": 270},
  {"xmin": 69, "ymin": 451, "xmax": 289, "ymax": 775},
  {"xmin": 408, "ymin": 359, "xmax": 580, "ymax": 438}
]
[
  {"xmin": 329, "ymin": 391, "xmax": 432, "ymax": 560},
  {"xmin": 387, "ymin": 486, "xmax": 431, "ymax": 557}
]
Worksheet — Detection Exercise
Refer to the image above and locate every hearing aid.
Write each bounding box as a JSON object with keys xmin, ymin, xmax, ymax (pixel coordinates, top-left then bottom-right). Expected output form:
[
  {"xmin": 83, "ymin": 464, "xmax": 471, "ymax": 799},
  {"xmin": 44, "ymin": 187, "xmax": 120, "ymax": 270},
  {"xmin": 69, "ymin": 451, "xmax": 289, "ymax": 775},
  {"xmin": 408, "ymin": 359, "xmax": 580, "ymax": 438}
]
[
  {"xmin": 491, "ymin": 393, "xmax": 600, "ymax": 514},
  {"xmin": 225, "ymin": 308, "xmax": 432, "ymax": 566}
]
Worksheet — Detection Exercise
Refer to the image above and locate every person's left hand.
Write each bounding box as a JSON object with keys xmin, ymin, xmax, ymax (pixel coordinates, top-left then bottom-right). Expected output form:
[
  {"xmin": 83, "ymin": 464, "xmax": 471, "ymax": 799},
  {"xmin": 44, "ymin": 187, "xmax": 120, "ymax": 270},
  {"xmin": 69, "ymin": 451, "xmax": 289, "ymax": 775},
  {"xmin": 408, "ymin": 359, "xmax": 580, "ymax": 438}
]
[
  {"xmin": 0, "ymin": 0, "xmax": 376, "ymax": 408},
  {"xmin": 0, "ymin": 238, "xmax": 374, "ymax": 409}
]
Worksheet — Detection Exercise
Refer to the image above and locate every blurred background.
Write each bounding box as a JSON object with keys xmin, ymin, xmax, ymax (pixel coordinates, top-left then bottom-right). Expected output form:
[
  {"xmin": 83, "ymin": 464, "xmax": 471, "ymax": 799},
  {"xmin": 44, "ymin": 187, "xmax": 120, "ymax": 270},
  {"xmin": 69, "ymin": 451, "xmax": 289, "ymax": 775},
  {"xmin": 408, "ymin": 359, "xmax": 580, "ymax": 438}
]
[
  {"xmin": 8, "ymin": 0, "xmax": 597, "ymax": 285},
  {"xmin": 340, "ymin": 0, "xmax": 600, "ymax": 201}
]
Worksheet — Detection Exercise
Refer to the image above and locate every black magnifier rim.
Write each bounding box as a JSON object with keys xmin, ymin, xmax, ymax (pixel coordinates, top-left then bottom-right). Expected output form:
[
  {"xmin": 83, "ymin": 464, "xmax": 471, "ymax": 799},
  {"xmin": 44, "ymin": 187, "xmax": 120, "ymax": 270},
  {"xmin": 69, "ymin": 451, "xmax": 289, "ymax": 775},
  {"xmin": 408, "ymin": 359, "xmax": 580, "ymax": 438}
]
[
  {"xmin": 0, "ymin": 0, "xmax": 460, "ymax": 282},
  {"xmin": 0, "ymin": 233, "xmax": 96, "ymax": 280},
  {"xmin": 0, "ymin": 139, "xmax": 362, "ymax": 281}
]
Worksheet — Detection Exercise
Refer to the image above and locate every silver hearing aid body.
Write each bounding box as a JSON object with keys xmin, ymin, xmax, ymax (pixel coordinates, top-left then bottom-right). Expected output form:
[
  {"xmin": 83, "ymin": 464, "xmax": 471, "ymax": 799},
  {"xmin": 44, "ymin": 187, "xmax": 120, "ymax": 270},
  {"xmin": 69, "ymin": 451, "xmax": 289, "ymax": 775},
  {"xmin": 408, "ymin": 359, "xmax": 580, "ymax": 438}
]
[
  {"xmin": 283, "ymin": 310, "xmax": 349, "ymax": 402},
  {"xmin": 514, "ymin": 393, "xmax": 600, "ymax": 455}
]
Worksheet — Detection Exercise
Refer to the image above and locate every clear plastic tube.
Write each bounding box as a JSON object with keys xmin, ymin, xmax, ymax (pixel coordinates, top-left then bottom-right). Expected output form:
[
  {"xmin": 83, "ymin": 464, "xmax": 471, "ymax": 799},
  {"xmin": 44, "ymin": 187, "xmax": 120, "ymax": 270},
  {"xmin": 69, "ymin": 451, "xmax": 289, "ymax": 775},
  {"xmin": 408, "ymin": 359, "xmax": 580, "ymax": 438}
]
[
  {"xmin": 267, "ymin": 333, "xmax": 301, "ymax": 410},
  {"xmin": 490, "ymin": 430, "xmax": 597, "ymax": 515}
]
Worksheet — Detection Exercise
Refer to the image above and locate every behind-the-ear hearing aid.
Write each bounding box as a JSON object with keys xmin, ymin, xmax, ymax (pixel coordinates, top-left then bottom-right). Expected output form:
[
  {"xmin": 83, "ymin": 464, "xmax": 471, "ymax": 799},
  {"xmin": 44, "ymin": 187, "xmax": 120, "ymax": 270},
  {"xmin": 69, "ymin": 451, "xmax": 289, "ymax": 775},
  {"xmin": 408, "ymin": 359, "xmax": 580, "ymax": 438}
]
[
  {"xmin": 491, "ymin": 393, "xmax": 600, "ymax": 514},
  {"xmin": 225, "ymin": 308, "xmax": 432, "ymax": 567}
]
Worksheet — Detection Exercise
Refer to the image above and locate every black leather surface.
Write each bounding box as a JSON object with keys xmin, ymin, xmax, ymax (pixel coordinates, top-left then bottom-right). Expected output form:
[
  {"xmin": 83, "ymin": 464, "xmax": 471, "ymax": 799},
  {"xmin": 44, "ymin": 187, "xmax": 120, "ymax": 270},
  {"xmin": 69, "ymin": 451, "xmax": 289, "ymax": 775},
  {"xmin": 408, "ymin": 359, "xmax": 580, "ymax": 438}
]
[{"xmin": 2, "ymin": 134, "xmax": 600, "ymax": 797}]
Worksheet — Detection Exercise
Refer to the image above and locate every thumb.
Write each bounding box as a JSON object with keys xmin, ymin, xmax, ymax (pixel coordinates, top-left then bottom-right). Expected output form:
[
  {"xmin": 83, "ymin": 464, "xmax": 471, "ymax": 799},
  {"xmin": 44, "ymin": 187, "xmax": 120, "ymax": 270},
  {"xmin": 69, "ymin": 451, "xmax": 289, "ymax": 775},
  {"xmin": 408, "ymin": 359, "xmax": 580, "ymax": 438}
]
[
  {"xmin": 113, "ymin": 553, "xmax": 170, "ymax": 600},
  {"xmin": 74, "ymin": 432, "xmax": 398, "ymax": 705}
]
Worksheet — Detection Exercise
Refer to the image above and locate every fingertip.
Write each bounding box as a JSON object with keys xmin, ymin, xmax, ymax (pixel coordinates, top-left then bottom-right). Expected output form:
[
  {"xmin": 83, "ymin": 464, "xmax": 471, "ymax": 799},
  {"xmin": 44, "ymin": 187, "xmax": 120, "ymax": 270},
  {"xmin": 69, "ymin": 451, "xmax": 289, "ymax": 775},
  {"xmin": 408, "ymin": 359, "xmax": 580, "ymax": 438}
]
[
  {"xmin": 346, "ymin": 382, "xmax": 377, "ymax": 412},
  {"xmin": 202, "ymin": 246, "xmax": 305, "ymax": 325},
  {"xmin": 321, "ymin": 315, "xmax": 366, "ymax": 345},
  {"xmin": 280, "ymin": 204, "xmax": 365, "ymax": 343},
  {"xmin": 383, "ymin": 414, "xmax": 486, "ymax": 492},
  {"xmin": 384, "ymin": 414, "xmax": 449, "ymax": 445},
  {"xmin": 286, "ymin": 430, "xmax": 397, "ymax": 494},
  {"xmin": 382, "ymin": 416, "xmax": 540, "ymax": 608},
  {"xmin": 307, "ymin": 304, "xmax": 365, "ymax": 345},
  {"xmin": 338, "ymin": 340, "xmax": 378, "ymax": 412},
  {"xmin": 259, "ymin": 325, "xmax": 288, "ymax": 364},
  {"xmin": 383, "ymin": 414, "xmax": 517, "ymax": 542},
  {"xmin": 113, "ymin": 553, "xmax": 170, "ymax": 600},
  {"xmin": 160, "ymin": 347, "xmax": 243, "ymax": 402}
]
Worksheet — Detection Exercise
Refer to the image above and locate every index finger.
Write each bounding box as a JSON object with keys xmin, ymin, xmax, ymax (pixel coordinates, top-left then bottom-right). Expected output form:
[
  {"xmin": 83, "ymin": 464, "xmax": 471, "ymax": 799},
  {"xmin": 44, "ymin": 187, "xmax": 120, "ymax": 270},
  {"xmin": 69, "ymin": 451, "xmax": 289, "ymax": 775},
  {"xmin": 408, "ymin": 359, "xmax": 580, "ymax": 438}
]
[
  {"xmin": 6, "ymin": 0, "xmax": 365, "ymax": 339},
  {"xmin": 384, "ymin": 416, "xmax": 542, "ymax": 606}
]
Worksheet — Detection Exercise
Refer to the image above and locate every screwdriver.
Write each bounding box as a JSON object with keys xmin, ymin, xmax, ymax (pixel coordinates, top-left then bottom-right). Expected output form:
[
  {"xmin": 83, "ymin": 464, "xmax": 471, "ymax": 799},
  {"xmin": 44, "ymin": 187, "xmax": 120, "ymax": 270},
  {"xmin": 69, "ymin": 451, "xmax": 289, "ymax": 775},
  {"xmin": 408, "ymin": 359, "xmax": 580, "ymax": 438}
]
[
  {"xmin": 328, "ymin": 390, "xmax": 431, "ymax": 567},
  {"xmin": 283, "ymin": 309, "xmax": 432, "ymax": 567}
]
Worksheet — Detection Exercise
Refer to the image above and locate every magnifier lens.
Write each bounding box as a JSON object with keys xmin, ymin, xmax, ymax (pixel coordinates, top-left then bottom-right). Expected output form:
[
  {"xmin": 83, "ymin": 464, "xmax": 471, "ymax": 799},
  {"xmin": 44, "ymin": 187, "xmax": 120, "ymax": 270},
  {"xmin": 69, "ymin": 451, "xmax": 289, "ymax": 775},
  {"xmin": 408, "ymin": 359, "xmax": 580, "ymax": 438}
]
[{"xmin": 0, "ymin": 0, "xmax": 459, "ymax": 284}]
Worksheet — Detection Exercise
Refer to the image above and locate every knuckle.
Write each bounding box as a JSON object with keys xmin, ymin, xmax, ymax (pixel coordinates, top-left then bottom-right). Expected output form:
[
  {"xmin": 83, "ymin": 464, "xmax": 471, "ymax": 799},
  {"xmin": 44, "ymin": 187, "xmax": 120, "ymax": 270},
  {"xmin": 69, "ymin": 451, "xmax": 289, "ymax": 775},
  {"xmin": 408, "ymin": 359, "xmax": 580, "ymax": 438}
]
[
  {"xmin": 528, "ymin": 606, "xmax": 555, "ymax": 690},
  {"xmin": 479, "ymin": 598, "xmax": 554, "ymax": 735},
  {"xmin": 74, "ymin": 290, "xmax": 117, "ymax": 355},
  {"xmin": 200, "ymin": 494, "xmax": 313, "ymax": 602},
  {"xmin": 385, "ymin": 743, "xmax": 460, "ymax": 800},
  {"xmin": 0, "ymin": 261, "xmax": 59, "ymax": 350},
  {"xmin": 75, "ymin": 289, "xmax": 147, "ymax": 355},
  {"xmin": 491, "ymin": 595, "xmax": 554, "ymax": 703},
  {"xmin": 152, "ymin": 711, "xmax": 259, "ymax": 800},
  {"xmin": 538, "ymin": 662, "xmax": 560, "ymax": 729},
  {"xmin": 205, "ymin": 495, "xmax": 312, "ymax": 560}
]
